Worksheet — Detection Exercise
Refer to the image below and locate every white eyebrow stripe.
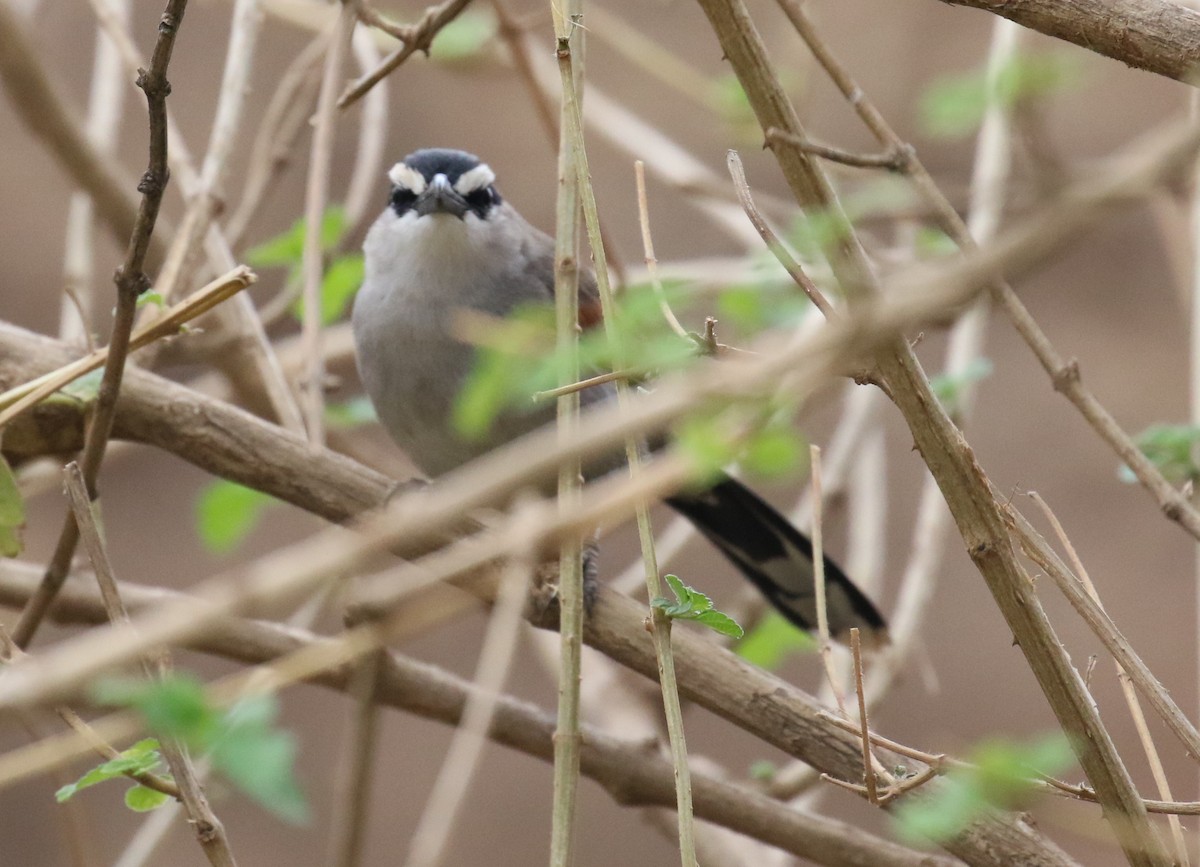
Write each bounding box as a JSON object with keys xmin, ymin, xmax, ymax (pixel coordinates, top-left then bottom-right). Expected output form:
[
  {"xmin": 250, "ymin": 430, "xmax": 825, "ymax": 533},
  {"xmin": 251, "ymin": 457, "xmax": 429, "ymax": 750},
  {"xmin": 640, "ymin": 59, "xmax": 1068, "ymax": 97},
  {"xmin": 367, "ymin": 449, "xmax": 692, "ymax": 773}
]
[
  {"xmin": 387, "ymin": 162, "xmax": 426, "ymax": 194},
  {"xmin": 454, "ymin": 163, "xmax": 495, "ymax": 194}
]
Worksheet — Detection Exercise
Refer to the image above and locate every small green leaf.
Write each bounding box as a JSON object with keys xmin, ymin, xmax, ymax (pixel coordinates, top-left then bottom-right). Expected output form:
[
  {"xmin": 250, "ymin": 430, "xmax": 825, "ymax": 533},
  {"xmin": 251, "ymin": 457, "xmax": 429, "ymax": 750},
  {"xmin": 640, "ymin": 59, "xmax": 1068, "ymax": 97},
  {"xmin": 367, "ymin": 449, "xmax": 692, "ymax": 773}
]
[
  {"xmin": 652, "ymin": 574, "xmax": 744, "ymax": 638},
  {"xmin": 1119, "ymin": 423, "xmax": 1200, "ymax": 484},
  {"xmin": 96, "ymin": 676, "xmax": 220, "ymax": 745},
  {"xmin": 748, "ymin": 760, "xmax": 778, "ymax": 781},
  {"xmin": 195, "ymin": 480, "xmax": 276, "ymax": 554},
  {"xmin": 742, "ymin": 426, "xmax": 804, "ymax": 478},
  {"xmin": 690, "ymin": 609, "xmax": 745, "ymax": 638},
  {"xmin": 125, "ymin": 785, "xmax": 171, "ymax": 812},
  {"xmin": 136, "ymin": 291, "xmax": 165, "ymax": 309},
  {"xmin": 56, "ymin": 739, "xmax": 164, "ymax": 802},
  {"xmin": 325, "ymin": 395, "xmax": 378, "ymax": 429},
  {"xmin": 430, "ymin": 9, "xmax": 496, "ymax": 62},
  {"xmin": 0, "ymin": 455, "xmax": 24, "ymax": 558},
  {"xmin": 736, "ymin": 612, "xmax": 816, "ymax": 669},
  {"xmin": 675, "ymin": 416, "xmax": 738, "ymax": 484},
  {"xmin": 47, "ymin": 368, "xmax": 105, "ymax": 406}
]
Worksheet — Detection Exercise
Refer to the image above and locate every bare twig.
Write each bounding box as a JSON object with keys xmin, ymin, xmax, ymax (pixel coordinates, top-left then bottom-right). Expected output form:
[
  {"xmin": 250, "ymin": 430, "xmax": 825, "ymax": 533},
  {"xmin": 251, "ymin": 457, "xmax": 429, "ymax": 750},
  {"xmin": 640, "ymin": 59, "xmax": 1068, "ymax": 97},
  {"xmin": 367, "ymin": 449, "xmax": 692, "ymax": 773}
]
[
  {"xmin": 61, "ymin": 0, "xmax": 132, "ymax": 344},
  {"xmin": 548, "ymin": 3, "xmax": 587, "ymax": 863},
  {"xmin": 11, "ymin": 0, "xmax": 189, "ymax": 651},
  {"xmin": 809, "ymin": 444, "xmax": 845, "ymax": 716},
  {"xmin": 635, "ymin": 161, "xmax": 691, "ymax": 340},
  {"xmin": 327, "ymin": 651, "xmax": 383, "ymax": 867},
  {"xmin": 1028, "ymin": 491, "xmax": 1190, "ymax": 864},
  {"xmin": 301, "ymin": 2, "xmax": 357, "ymax": 446},
  {"xmin": 339, "ymin": 0, "xmax": 473, "ymax": 109},
  {"xmin": 726, "ymin": 150, "xmax": 836, "ymax": 319},
  {"xmin": 404, "ymin": 513, "xmax": 536, "ymax": 867},
  {"xmin": 62, "ymin": 462, "xmax": 239, "ymax": 867},
  {"xmin": 850, "ymin": 629, "xmax": 878, "ymax": 804},
  {"xmin": 767, "ymin": 129, "xmax": 910, "ymax": 172},
  {"xmin": 0, "ymin": 1, "xmax": 167, "ymax": 261}
]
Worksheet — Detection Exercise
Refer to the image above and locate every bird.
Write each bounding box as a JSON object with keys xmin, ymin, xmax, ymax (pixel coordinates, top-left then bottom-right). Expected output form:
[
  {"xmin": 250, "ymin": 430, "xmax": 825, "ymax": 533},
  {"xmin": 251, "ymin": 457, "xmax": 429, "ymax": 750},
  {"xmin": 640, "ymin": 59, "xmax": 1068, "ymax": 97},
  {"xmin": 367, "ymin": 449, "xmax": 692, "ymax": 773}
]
[{"xmin": 352, "ymin": 147, "xmax": 886, "ymax": 643}]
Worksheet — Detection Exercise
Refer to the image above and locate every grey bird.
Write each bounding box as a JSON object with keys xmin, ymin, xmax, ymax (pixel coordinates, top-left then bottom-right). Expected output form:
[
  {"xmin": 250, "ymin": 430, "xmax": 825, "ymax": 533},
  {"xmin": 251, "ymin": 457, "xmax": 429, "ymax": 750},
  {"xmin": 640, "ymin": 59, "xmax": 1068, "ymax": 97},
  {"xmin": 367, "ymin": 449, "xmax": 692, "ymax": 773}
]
[{"xmin": 352, "ymin": 147, "xmax": 886, "ymax": 643}]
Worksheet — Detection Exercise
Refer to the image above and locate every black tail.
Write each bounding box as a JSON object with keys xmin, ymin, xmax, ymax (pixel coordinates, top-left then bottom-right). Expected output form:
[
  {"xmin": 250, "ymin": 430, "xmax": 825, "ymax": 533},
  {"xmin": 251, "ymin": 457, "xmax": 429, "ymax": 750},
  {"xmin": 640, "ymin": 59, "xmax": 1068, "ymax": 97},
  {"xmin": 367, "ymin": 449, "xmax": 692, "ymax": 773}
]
[{"xmin": 666, "ymin": 477, "xmax": 886, "ymax": 644}]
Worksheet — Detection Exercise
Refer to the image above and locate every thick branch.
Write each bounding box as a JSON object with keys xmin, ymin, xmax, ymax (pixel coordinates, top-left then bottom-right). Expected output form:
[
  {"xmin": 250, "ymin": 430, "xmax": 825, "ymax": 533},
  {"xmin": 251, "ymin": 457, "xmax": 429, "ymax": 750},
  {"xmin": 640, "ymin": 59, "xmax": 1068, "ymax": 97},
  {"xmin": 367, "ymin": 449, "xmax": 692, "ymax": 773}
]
[{"xmin": 940, "ymin": 0, "xmax": 1200, "ymax": 86}]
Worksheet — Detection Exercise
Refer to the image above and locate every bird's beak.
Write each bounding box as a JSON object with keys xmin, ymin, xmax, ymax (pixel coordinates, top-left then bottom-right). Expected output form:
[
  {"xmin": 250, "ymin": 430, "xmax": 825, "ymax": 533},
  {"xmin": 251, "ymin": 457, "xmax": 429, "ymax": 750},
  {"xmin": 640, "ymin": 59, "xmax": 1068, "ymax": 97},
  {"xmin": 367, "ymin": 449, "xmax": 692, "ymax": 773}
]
[{"xmin": 415, "ymin": 175, "xmax": 469, "ymax": 219}]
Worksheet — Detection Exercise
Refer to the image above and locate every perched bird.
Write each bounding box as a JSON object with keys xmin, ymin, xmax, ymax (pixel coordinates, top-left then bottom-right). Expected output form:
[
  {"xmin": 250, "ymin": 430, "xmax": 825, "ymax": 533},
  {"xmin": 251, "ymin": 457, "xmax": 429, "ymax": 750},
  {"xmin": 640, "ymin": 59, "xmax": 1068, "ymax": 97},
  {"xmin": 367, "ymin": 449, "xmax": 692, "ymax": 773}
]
[{"xmin": 352, "ymin": 147, "xmax": 885, "ymax": 642}]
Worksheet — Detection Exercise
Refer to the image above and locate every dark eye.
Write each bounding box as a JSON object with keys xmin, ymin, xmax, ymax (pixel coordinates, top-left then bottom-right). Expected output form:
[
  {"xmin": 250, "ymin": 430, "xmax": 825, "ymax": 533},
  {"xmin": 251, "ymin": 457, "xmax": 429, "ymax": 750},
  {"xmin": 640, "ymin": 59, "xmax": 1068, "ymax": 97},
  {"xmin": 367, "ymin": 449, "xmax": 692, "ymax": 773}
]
[
  {"xmin": 390, "ymin": 186, "xmax": 417, "ymax": 214},
  {"xmin": 464, "ymin": 186, "xmax": 495, "ymax": 213}
]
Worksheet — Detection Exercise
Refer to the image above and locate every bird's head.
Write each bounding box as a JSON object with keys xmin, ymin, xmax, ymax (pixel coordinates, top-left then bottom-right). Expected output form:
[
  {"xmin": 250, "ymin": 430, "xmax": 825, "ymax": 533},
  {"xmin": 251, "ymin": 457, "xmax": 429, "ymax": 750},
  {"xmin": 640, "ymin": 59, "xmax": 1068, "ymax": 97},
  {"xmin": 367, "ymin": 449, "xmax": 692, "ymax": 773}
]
[{"xmin": 386, "ymin": 148, "xmax": 503, "ymax": 222}]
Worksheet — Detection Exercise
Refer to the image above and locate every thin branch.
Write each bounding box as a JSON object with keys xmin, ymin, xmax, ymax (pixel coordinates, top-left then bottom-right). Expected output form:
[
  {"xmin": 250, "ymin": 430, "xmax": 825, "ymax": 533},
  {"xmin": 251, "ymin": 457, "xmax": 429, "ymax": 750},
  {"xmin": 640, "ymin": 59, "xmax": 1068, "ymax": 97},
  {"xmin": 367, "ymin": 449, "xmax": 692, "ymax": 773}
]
[
  {"xmin": 10, "ymin": 0, "xmax": 189, "ymax": 651},
  {"xmin": 548, "ymin": 2, "xmax": 587, "ymax": 862},
  {"xmin": 301, "ymin": 2, "xmax": 356, "ymax": 447},
  {"xmin": 404, "ymin": 514, "xmax": 536, "ymax": 867},
  {"xmin": 327, "ymin": 651, "xmax": 383, "ymax": 867},
  {"xmin": 61, "ymin": 0, "xmax": 132, "ymax": 344},
  {"xmin": 850, "ymin": 629, "xmax": 878, "ymax": 804},
  {"xmin": 62, "ymin": 462, "xmax": 239, "ymax": 867},
  {"xmin": 1027, "ymin": 490, "xmax": 1191, "ymax": 865},
  {"xmin": 557, "ymin": 11, "xmax": 699, "ymax": 864},
  {"xmin": 635, "ymin": 160, "xmax": 691, "ymax": 340},
  {"xmin": 726, "ymin": 150, "xmax": 836, "ymax": 319},
  {"xmin": 767, "ymin": 129, "xmax": 910, "ymax": 172},
  {"xmin": 339, "ymin": 0, "xmax": 474, "ymax": 109}
]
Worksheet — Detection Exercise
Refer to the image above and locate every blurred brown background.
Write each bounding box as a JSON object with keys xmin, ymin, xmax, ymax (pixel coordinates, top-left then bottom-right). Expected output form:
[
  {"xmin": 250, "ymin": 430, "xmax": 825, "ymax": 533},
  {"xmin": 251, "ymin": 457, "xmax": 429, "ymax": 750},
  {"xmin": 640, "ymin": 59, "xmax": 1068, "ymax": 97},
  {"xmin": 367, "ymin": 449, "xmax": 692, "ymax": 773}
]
[{"xmin": 0, "ymin": 0, "xmax": 1194, "ymax": 864}]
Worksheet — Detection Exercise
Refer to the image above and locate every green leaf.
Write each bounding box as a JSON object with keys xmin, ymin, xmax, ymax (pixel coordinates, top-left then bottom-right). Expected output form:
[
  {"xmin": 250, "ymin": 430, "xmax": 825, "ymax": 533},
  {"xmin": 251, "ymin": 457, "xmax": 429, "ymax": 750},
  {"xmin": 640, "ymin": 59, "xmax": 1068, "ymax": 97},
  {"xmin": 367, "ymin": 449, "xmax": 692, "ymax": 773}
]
[
  {"xmin": 430, "ymin": 9, "xmax": 496, "ymax": 63},
  {"xmin": 675, "ymin": 416, "xmax": 738, "ymax": 485},
  {"xmin": 893, "ymin": 733, "xmax": 1073, "ymax": 843},
  {"xmin": 195, "ymin": 480, "xmax": 276, "ymax": 554},
  {"xmin": 748, "ymin": 760, "xmax": 778, "ymax": 781},
  {"xmin": 735, "ymin": 612, "xmax": 816, "ymax": 669},
  {"xmin": 212, "ymin": 695, "xmax": 308, "ymax": 824},
  {"xmin": 56, "ymin": 739, "xmax": 164, "ymax": 802},
  {"xmin": 48, "ymin": 368, "xmax": 105, "ymax": 406},
  {"xmin": 96, "ymin": 675, "xmax": 221, "ymax": 746},
  {"xmin": 742, "ymin": 426, "xmax": 805, "ymax": 478},
  {"xmin": 1119, "ymin": 423, "xmax": 1200, "ymax": 484},
  {"xmin": 246, "ymin": 207, "xmax": 347, "ymax": 269},
  {"xmin": 0, "ymin": 455, "xmax": 25, "ymax": 557},
  {"xmin": 651, "ymin": 574, "xmax": 744, "ymax": 638},
  {"xmin": 325, "ymin": 394, "xmax": 378, "ymax": 429},
  {"xmin": 136, "ymin": 291, "xmax": 165, "ymax": 309},
  {"xmin": 921, "ymin": 52, "xmax": 1080, "ymax": 139},
  {"xmin": 690, "ymin": 608, "xmax": 745, "ymax": 638},
  {"xmin": 930, "ymin": 358, "xmax": 993, "ymax": 416},
  {"xmin": 125, "ymin": 784, "xmax": 171, "ymax": 812}
]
